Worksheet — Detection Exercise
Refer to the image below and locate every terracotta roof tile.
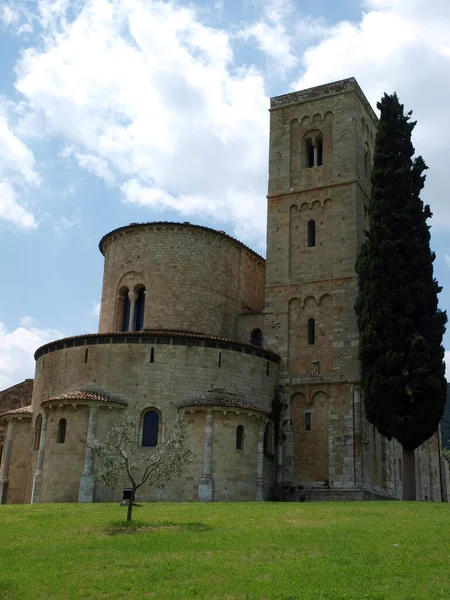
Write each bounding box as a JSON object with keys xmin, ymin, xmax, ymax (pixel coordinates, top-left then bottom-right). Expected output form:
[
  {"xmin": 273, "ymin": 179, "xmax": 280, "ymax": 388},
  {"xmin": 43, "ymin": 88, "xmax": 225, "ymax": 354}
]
[
  {"xmin": 41, "ymin": 390, "xmax": 128, "ymax": 407},
  {"xmin": 183, "ymin": 392, "xmax": 269, "ymax": 415},
  {"xmin": 0, "ymin": 405, "xmax": 32, "ymax": 419}
]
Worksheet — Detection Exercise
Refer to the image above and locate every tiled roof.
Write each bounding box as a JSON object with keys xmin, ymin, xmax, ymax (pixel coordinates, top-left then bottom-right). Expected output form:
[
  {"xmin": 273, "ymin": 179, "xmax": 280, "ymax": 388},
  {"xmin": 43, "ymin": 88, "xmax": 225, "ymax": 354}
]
[
  {"xmin": 98, "ymin": 221, "xmax": 265, "ymax": 262},
  {"xmin": 34, "ymin": 330, "xmax": 280, "ymax": 362},
  {"xmin": 0, "ymin": 405, "xmax": 32, "ymax": 419},
  {"xmin": 183, "ymin": 392, "xmax": 269, "ymax": 415},
  {"xmin": 41, "ymin": 390, "xmax": 128, "ymax": 407}
]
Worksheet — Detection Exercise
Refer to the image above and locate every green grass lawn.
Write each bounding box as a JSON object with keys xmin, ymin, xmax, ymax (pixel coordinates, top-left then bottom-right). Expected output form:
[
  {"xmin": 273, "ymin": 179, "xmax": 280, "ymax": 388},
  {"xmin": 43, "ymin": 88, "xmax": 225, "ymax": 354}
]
[{"xmin": 0, "ymin": 502, "xmax": 449, "ymax": 600}]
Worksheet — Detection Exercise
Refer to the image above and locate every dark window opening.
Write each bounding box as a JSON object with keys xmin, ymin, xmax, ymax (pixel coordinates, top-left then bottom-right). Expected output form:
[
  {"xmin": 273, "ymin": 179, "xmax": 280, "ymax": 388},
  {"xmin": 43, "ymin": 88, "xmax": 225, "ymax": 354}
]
[
  {"xmin": 142, "ymin": 410, "xmax": 159, "ymax": 447},
  {"xmin": 307, "ymin": 220, "xmax": 316, "ymax": 247},
  {"xmin": 305, "ymin": 138, "xmax": 314, "ymax": 168},
  {"xmin": 251, "ymin": 328, "xmax": 263, "ymax": 347},
  {"xmin": 57, "ymin": 418, "xmax": 67, "ymax": 443},
  {"xmin": 84, "ymin": 348, "xmax": 88, "ymax": 363},
  {"xmin": 305, "ymin": 412, "xmax": 311, "ymax": 431},
  {"xmin": 133, "ymin": 287, "xmax": 146, "ymax": 332},
  {"xmin": 308, "ymin": 318, "xmax": 315, "ymax": 345},
  {"xmin": 218, "ymin": 351, "xmax": 222, "ymax": 368},
  {"xmin": 236, "ymin": 425, "xmax": 244, "ymax": 450},
  {"xmin": 316, "ymin": 136, "xmax": 323, "ymax": 166},
  {"xmin": 266, "ymin": 361, "xmax": 270, "ymax": 376},
  {"xmin": 121, "ymin": 289, "xmax": 130, "ymax": 332},
  {"xmin": 150, "ymin": 347, "xmax": 155, "ymax": 363}
]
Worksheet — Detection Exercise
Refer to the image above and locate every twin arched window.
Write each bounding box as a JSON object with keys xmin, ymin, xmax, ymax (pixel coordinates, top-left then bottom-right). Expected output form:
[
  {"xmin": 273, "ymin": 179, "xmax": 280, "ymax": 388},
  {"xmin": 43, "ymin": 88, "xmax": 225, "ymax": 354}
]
[
  {"xmin": 142, "ymin": 409, "xmax": 159, "ymax": 447},
  {"xmin": 304, "ymin": 134, "xmax": 323, "ymax": 168},
  {"xmin": 119, "ymin": 285, "xmax": 146, "ymax": 332}
]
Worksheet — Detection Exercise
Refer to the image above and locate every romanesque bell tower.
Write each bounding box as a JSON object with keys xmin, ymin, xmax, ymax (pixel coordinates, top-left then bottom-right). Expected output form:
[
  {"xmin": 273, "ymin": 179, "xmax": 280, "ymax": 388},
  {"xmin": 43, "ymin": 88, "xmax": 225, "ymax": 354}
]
[{"xmin": 264, "ymin": 78, "xmax": 378, "ymax": 494}]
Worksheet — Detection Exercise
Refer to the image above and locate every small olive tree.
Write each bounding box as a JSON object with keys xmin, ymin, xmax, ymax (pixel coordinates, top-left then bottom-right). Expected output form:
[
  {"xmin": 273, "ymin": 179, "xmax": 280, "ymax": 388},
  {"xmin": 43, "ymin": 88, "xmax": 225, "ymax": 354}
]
[{"xmin": 91, "ymin": 413, "xmax": 193, "ymax": 521}]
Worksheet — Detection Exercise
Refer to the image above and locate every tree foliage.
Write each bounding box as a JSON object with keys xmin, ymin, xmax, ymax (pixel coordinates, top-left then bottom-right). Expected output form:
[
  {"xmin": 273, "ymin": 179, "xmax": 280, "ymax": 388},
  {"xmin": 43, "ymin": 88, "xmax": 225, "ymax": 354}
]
[
  {"xmin": 92, "ymin": 413, "xmax": 194, "ymax": 520},
  {"xmin": 355, "ymin": 92, "xmax": 447, "ymax": 457}
]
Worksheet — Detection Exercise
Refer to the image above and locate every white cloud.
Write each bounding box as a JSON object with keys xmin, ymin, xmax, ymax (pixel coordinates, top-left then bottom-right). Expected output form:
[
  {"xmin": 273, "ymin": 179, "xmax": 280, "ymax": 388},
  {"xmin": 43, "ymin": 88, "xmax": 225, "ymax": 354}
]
[
  {"xmin": 445, "ymin": 351, "xmax": 450, "ymax": 379},
  {"xmin": 12, "ymin": 0, "xmax": 269, "ymax": 244},
  {"xmin": 0, "ymin": 320, "xmax": 62, "ymax": 390},
  {"xmin": 0, "ymin": 181, "xmax": 36, "ymax": 229},
  {"xmin": 292, "ymin": 0, "xmax": 450, "ymax": 230},
  {"xmin": 0, "ymin": 107, "xmax": 39, "ymax": 229}
]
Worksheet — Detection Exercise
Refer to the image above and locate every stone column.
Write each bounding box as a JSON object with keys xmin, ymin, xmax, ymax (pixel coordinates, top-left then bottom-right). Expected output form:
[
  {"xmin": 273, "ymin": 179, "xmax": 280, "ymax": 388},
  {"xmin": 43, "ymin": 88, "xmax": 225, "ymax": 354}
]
[
  {"xmin": 256, "ymin": 422, "xmax": 265, "ymax": 501},
  {"xmin": 128, "ymin": 292, "xmax": 137, "ymax": 332},
  {"xmin": 78, "ymin": 405, "xmax": 99, "ymax": 502},
  {"xmin": 0, "ymin": 420, "xmax": 15, "ymax": 504},
  {"xmin": 198, "ymin": 411, "xmax": 214, "ymax": 501},
  {"xmin": 31, "ymin": 412, "xmax": 48, "ymax": 504}
]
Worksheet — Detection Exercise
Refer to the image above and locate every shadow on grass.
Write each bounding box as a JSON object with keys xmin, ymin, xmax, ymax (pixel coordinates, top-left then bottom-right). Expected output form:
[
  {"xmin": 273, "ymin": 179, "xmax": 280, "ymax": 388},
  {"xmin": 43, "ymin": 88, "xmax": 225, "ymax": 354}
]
[{"xmin": 106, "ymin": 520, "xmax": 211, "ymax": 536}]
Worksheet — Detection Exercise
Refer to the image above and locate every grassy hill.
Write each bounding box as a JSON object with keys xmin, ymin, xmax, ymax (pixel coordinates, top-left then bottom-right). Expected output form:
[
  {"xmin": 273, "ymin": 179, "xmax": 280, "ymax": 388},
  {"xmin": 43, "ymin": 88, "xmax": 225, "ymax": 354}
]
[{"xmin": 0, "ymin": 502, "xmax": 449, "ymax": 600}]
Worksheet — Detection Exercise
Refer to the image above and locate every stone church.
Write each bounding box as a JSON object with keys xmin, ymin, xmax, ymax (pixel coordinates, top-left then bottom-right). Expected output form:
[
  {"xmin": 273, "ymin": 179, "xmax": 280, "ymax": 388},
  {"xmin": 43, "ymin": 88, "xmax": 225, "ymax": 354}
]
[{"xmin": 1, "ymin": 77, "xmax": 448, "ymax": 504}]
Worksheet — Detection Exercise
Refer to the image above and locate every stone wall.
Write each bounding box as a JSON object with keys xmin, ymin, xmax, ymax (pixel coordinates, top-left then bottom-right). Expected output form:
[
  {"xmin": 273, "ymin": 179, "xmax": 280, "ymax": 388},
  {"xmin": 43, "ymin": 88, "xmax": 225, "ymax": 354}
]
[
  {"xmin": 20, "ymin": 333, "xmax": 278, "ymax": 503},
  {"xmin": 0, "ymin": 379, "xmax": 33, "ymax": 445},
  {"xmin": 98, "ymin": 223, "xmax": 265, "ymax": 339}
]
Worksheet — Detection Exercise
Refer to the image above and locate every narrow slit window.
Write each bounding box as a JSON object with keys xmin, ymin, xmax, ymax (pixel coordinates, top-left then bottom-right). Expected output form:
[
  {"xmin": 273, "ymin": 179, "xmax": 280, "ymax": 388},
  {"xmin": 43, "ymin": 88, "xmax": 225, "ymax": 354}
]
[
  {"xmin": 305, "ymin": 412, "xmax": 311, "ymax": 431},
  {"xmin": 150, "ymin": 347, "xmax": 155, "ymax": 363},
  {"xmin": 142, "ymin": 410, "xmax": 159, "ymax": 447},
  {"xmin": 218, "ymin": 352, "xmax": 222, "ymax": 368},
  {"xmin": 308, "ymin": 318, "xmax": 315, "ymax": 345},
  {"xmin": 57, "ymin": 418, "xmax": 67, "ymax": 443},
  {"xmin": 266, "ymin": 362, "xmax": 270, "ymax": 376},
  {"xmin": 84, "ymin": 348, "xmax": 88, "ymax": 363},
  {"xmin": 236, "ymin": 425, "xmax": 244, "ymax": 450},
  {"xmin": 307, "ymin": 220, "xmax": 316, "ymax": 247}
]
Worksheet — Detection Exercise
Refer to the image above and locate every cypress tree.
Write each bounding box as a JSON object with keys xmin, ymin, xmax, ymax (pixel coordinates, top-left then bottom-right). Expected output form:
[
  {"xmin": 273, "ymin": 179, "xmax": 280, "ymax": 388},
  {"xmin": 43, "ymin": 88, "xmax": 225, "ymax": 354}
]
[{"xmin": 355, "ymin": 93, "xmax": 447, "ymax": 500}]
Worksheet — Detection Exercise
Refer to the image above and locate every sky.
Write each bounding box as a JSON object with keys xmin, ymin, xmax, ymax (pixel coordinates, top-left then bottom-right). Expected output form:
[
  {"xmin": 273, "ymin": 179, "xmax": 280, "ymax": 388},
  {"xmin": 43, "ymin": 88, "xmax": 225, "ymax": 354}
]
[{"xmin": 1, "ymin": 0, "xmax": 450, "ymax": 389}]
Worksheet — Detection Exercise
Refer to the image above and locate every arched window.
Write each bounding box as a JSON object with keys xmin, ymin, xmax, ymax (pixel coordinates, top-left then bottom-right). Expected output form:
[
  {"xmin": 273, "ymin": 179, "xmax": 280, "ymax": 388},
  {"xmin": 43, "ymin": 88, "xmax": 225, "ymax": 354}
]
[
  {"xmin": 57, "ymin": 418, "xmax": 67, "ymax": 443},
  {"xmin": 120, "ymin": 287, "xmax": 130, "ymax": 332},
  {"xmin": 307, "ymin": 220, "xmax": 316, "ymax": 247},
  {"xmin": 304, "ymin": 133, "xmax": 323, "ymax": 168},
  {"xmin": 142, "ymin": 410, "xmax": 159, "ymax": 447},
  {"xmin": 133, "ymin": 286, "xmax": 146, "ymax": 332},
  {"xmin": 33, "ymin": 414, "xmax": 42, "ymax": 451},
  {"xmin": 250, "ymin": 328, "xmax": 263, "ymax": 347},
  {"xmin": 308, "ymin": 318, "xmax": 315, "ymax": 345},
  {"xmin": 236, "ymin": 425, "xmax": 244, "ymax": 450},
  {"xmin": 264, "ymin": 422, "xmax": 274, "ymax": 457}
]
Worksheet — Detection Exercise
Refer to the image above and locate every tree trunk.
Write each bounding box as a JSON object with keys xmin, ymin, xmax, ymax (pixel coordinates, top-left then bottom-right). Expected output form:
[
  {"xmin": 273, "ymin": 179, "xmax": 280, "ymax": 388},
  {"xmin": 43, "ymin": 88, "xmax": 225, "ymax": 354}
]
[
  {"xmin": 402, "ymin": 446, "xmax": 416, "ymax": 501},
  {"xmin": 126, "ymin": 489, "xmax": 135, "ymax": 521}
]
